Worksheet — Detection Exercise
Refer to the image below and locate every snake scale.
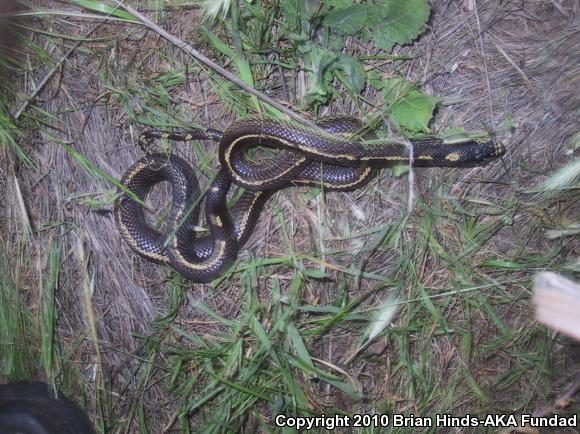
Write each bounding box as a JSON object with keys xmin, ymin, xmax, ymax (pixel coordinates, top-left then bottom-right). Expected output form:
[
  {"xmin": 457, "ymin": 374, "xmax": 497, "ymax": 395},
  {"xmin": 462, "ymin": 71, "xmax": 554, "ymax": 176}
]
[{"xmin": 115, "ymin": 116, "xmax": 505, "ymax": 282}]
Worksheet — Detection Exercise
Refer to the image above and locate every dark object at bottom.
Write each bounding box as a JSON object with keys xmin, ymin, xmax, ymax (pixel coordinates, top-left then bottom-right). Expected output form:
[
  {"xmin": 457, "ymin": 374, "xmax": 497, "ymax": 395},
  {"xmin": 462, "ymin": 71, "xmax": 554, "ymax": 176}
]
[{"xmin": 0, "ymin": 382, "xmax": 96, "ymax": 434}]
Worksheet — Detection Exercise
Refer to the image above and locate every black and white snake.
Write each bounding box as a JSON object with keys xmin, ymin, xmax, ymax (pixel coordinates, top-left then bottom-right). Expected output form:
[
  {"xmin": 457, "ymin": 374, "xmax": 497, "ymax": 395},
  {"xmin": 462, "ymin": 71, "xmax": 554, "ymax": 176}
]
[{"xmin": 115, "ymin": 116, "xmax": 505, "ymax": 282}]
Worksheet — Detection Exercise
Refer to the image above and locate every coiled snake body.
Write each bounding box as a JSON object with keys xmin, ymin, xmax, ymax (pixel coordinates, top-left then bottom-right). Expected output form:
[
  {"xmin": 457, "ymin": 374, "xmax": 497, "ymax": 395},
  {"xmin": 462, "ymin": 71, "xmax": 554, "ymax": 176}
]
[{"xmin": 115, "ymin": 117, "xmax": 505, "ymax": 282}]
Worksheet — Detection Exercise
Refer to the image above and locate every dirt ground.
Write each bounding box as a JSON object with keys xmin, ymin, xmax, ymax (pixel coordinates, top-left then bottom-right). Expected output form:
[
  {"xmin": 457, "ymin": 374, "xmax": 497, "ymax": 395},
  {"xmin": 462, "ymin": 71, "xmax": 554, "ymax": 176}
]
[{"xmin": 1, "ymin": 0, "xmax": 578, "ymax": 432}]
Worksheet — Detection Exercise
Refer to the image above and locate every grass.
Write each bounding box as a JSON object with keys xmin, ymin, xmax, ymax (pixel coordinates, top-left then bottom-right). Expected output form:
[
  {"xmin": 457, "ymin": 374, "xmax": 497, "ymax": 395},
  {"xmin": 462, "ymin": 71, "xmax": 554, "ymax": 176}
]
[
  {"xmin": 0, "ymin": 0, "xmax": 579, "ymax": 433},
  {"xmin": 0, "ymin": 247, "xmax": 36, "ymax": 382}
]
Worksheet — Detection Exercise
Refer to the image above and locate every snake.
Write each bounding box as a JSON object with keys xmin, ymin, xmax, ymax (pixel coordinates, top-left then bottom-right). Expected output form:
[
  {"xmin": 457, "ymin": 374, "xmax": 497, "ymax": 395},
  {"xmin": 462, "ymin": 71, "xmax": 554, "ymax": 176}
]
[{"xmin": 114, "ymin": 116, "xmax": 505, "ymax": 283}]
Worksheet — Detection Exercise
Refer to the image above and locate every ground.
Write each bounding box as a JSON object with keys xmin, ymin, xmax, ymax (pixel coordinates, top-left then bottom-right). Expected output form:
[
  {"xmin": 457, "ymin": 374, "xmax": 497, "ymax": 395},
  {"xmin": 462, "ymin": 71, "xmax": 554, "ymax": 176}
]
[{"xmin": 0, "ymin": 0, "xmax": 578, "ymax": 433}]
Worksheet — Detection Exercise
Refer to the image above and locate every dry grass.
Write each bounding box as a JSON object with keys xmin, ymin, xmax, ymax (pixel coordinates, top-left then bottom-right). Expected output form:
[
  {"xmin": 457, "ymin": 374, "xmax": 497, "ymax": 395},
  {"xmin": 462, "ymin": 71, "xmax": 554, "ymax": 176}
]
[{"xmin": 0, "ymin": 0, "xmax": 579, "ymax": 433}]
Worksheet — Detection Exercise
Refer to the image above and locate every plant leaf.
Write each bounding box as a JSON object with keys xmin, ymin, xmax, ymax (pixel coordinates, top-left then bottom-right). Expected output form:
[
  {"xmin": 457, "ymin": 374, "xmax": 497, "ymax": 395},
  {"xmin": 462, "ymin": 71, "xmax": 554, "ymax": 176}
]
[
  {"xmin": 322, "ymin": 5, "xmax": 367, "ymax": 35},
  {"xmin": 369, "ymin": 0, "xmax": 430, "ymax": 52},
  {"xmin": 382, "ymin": 77, "xmax": 438, "ymax": 132},
  {"xmin": 303, "ymin": 43, "xmax": 339, "ymax": 106},
  {"xmin": 302, "ymin": 44, "xmax": 366, "ymax": 105},
  {"xmin": 71, "ymin": 0, "xmax": 139, "ymax": 22},
  {"xmin": 296, "ymin": 0, "xmax": 323, "ymax": 20},
  {"xmin": 335, "ymin": 54, "xmax": 366, "ymax": 93}
]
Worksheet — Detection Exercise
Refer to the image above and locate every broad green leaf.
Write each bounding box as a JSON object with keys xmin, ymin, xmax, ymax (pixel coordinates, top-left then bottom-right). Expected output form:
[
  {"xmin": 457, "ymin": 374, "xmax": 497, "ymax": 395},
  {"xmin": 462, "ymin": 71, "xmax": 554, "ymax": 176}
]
[
  {"xmin": 303, "ymin": 44, "xmax": 339, "ymax": 105},
  {"xmin": 369, "ymin": 0, "xmax": 430, "ymax": 52},
  {"xmin": 388, "ymin": 164, "xmax": 410, "ymax": 177},
  {"xmin": 367, "ymin": 70, "xmax": 384, "ymax": 90},
  {"xmin": 382, "ymin": 77, "xmax": 438, "ymax": 132},
  {"xmin": 296, "ymin": 0, "xmax": 323, "ymax": 20},
  {"xmin": 322, "ymin": 5, "xmax": 367, "ymax": 35},
  {"xmin": 328, "ymin": 35, "xmax": 346, "ymax": 51},
  {"xmin": 391, "ymin": 88, "xmax": 438, "ymax": 132},
  {"xmin": 303, "ymin": 44, "xmax": 365, "ymax": 105},
  {"xmin": 326, "ymin": 0, "xmax": 354, "ymax": 7},
  {"xmin": 335, "ymin": 54, "xmax": 365, "ymax": 92}
]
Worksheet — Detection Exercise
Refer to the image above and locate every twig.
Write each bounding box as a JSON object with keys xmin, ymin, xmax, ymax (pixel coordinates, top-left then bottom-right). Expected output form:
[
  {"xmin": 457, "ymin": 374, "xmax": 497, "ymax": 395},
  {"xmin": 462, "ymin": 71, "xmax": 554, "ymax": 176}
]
[{"xmin": 115, "ymin": 1, "xmax": 318, "ymax": 129}]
